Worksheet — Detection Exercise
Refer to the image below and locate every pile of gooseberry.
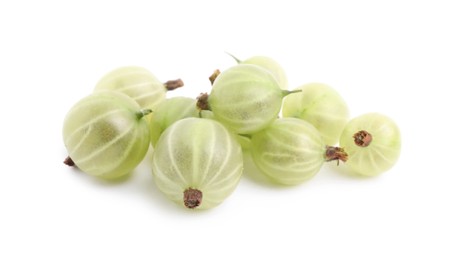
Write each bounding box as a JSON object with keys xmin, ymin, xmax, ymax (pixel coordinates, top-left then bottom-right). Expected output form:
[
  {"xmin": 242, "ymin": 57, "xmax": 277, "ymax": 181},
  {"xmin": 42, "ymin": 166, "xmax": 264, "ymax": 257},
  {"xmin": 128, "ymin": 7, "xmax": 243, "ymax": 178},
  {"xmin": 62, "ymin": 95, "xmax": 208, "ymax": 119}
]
[{"xmin": 62, "ymin": 54, "xmax": 401, "ymax": 210}]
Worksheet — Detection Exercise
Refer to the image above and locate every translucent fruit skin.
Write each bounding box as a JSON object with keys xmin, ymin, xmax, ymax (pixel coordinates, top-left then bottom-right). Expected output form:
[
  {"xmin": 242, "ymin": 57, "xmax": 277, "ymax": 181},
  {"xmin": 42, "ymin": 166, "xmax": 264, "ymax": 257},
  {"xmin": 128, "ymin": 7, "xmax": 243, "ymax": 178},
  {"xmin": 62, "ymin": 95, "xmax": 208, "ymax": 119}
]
[
  {"xmin": 240, "ymin": 56, "xmax": 288, "ymax": 90},
  {"xmin": 94, "ymin": 66, "xmax": 166, "ymax": 112},
  {"xmin": 282, "ymin": 83, "xmax": 349, "ymax": 145},
  {"xmin": 208, "ymin": 64, "xmax": 283, "ymax": 135},
  {"xmin": 62, "ymin": 91, "xmax": 150, "ymax": 179},
  {"xmin": 149, "ymin": 97, "xmax": 199, "ymax": 146},
  {"xmin": 152, "ymin": 118, "xmax": 243, "ymax": 209},
  {"xmin": 250, "ymin": 118, "xmax": 326, "ymax": 185},
  {"xmin": 340, "ymin": 113, "xmax": 401, "ymax": 176},
  {"xmin": 149, "ymin": 97, "xmax": 252, "ymax": 150}
]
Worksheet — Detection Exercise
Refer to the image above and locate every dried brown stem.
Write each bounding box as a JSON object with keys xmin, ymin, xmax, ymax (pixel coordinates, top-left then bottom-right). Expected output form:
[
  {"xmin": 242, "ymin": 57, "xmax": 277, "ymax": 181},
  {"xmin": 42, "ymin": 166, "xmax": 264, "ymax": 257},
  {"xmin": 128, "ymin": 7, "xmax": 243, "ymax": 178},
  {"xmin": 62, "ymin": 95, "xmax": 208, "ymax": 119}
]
[
  {"xmin": 63, "ymin": 156, "xmax": 75, "ymax": 167},
  {"xmin": 196, "ymin": 92, "xmax": 211, "ymax": 111},
  {"xmin": 325, "ymin": 146, "xmax": 348, "ymax": 165},
  {"xmin": 209, "ymin": 69, "xmax": 221, "ymax": 85},
  {"xmin": 353, "ymin": 130, "xmax": 372, "ymax": 147},
  {"xmin": 164, "ymin": 79, "xmax": 184, "ymax": 91},
  {"xmin": 184, "ymin": 188, "xmax": 202, "ymax": 209}
]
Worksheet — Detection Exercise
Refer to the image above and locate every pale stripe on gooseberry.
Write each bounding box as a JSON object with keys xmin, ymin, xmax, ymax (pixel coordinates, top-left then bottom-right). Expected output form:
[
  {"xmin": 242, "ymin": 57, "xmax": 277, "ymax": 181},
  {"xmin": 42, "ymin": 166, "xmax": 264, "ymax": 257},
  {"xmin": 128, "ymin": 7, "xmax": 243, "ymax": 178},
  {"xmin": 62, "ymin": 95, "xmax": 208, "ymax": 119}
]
[
  {"xmin": 63, "ymin": 91, "xmax": 150, "ymax": 179},
  {"xmin": 66, "ymin": 125, "xmax": 92, "ymax": 155},
  {"xmin": 96, "ymin": 69, "xmax": 159, "ymax": 87},
  {"xmin": 165, "ymin": 125, "xmax": 189, "ymax": 185},
  {"xmin": 149, "ymin": 97, "xmax": 200, "ymax": 146},
  {"xmin": 368, "ymin": 146, "xmax": 395, "ymax": 164},
  {"xmin": 200, "ymin": 132, "xmax": 233, "ymax": 187},
  {"xmin": 250, "ymin": 118, "xmax": 339, "ymax": 185},
  {"xmin": 198, "ymin": 124, "xmax": 216, "ymax": 185},
  {"xmin": 201, "ymin": 160, "xmax": 242, "ymax": 190},
  {"xmin": 64, "ymin": 108, "xmax": 123, "ymax": 147},
  {"xmin": 339, "ymin": 113, "xmax": 401, "ymax": 176},
  {"xmin": 208, "ymin": 64, "xmax": 287, "ymax": 134},
  {"xmin": 94, "ymin": 66, "xmax": 168, "ymax": 111},
  {"xmin": 282, "ymin": 83, "xmax": 349, "ymax": 145},
  {"xmin": 114, "ymin": 81, "xmax": 154, "ymax": 91},
  {"xmin": 74, "ymin": 123, "xmax": 135, "ymax": 164},
  {"xmin": 82, "ymin": 129, "xmax": 138, "ymax": 176},
  {"xmin": 152, "ymin": 118, "xmax": 243, "ymax": 209},
  {"xmin": 227, "ymin": 54, "xmax": 289, "ymax": 90},
  {"xmin": 133, "ymin": 90, "xmax": 165, "ymax": 102},
  {"xmin": 259, "ymin": 152, "xmax": 322, "ymax": 175}
]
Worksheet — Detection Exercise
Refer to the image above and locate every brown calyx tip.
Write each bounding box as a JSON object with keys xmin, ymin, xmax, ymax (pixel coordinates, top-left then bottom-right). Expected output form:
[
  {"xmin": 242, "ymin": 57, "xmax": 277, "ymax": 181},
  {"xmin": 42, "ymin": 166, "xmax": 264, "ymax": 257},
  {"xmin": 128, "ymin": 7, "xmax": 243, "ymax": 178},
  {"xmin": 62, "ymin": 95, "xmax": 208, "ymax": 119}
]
[
  {"xmin": 63, "ymin": 156, "xmax": 75, "ymax": 167},
  {"xmin": 208, "ymin": 69, "xmax": 221, "ymax": 85},
  {"xmin": 196, "ymin": 92, "xmax": 211, "ymax": 111},
  {"xmin": 325, "ymin": 146, "xmax": 348, "ymax": 164},
  {"xmin": 164, "ymin": 79, "xmax": 184, "ymax": 91},
  {"xmin": 184, "ymin": 188, "xmax": 202, "ymax": 209},
  {"xmin": 353, "ymin": 130, "xmax": 372, "ymax": 147}
]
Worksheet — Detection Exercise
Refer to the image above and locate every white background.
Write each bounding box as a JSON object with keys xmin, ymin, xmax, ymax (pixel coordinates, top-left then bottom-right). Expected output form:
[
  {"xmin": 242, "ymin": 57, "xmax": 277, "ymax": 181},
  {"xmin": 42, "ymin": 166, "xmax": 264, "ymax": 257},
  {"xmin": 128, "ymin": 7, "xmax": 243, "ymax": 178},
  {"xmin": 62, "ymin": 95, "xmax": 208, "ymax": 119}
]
[{"xmin": 1, "ymin": 0, "xmax": 448, "ymax": 259}]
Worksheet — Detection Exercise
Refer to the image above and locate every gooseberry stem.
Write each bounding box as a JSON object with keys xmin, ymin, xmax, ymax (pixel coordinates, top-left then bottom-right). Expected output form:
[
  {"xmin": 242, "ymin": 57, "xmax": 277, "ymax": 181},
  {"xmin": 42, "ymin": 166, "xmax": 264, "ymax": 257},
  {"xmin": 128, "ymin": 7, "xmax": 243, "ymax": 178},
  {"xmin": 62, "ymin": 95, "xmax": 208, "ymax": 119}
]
[
  {"xmin": 136, "ymin": 109, "xmax": 152, "ymax": 120},
  {"xmin": 196, "ymin": 93, "xmax": 211, "ymax": 111},
  {"xmin": 325, "ymin": 146, "xmax": 348, "ymax": 164},
  {"xmin": 64, "ymin": 156, "xmax": 75, "ymax": 167},
  {"xmin": 164, "ymin": 79, "xmax": 184, "ymax": 91},
  {"xmin": 282, "ymin": 89, "xmax": 302, "ymax": 97},
  {"xmin": 209, "ymin": 69, "xmax": 221, "ymax": 85},
  {"xmin": 239, "ymin": 133, "xmax": 252, "ymax": 139},
  {"xmin": 225, "ymin": 52, "xmax": 241, "ymax": 63},
  {"xmin": 184, "ymin": 188, "xmax": 202, "ymax": 209},
  {"xmin": 353, "ymin": 130, "xmax": 372, "ymax": 147}
]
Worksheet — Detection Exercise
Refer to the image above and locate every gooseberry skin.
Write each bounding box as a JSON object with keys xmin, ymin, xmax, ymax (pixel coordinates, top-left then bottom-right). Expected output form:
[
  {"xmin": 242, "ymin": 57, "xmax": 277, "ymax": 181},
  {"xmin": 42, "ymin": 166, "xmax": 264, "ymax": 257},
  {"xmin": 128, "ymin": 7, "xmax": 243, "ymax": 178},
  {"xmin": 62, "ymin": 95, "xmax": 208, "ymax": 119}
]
[
  {"xmin": 149, "ymin": 97, "xmax": 199, "ymax": 147},
  {"xmin": 149, "ymin": 97, "xmax": 252, "ymax": 150},
  {"xmin": 208, "ymin": 64, "xmax": 285, "ymax": 135},
  {"xmin": 62, "ymin": 91, "xmax": 150, "ymax": 179},
  {"xmin": 239, "ymin": 56, "xmax": 288, "ymax": 90},
  {"xmin": 201, "ymin": 112, "xmax": 252, "ymax": 150},
  {"xmin": 94, "ymin": 66, "xmax": 166, "ymax": 111},
  {"xmin": 282, "ymin": 83, "xmax": 350, "ymax": 145},
  {"xmin": 152, "ymin": 118, "xmax": 243, "ymax": 209},
  {"xmin": 250, "ymin": 118, "xmax": 326, "ymax": 185},
  {"xmin": 339, "ymin": 113, "xmax": 401, "ymax": 177}
]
